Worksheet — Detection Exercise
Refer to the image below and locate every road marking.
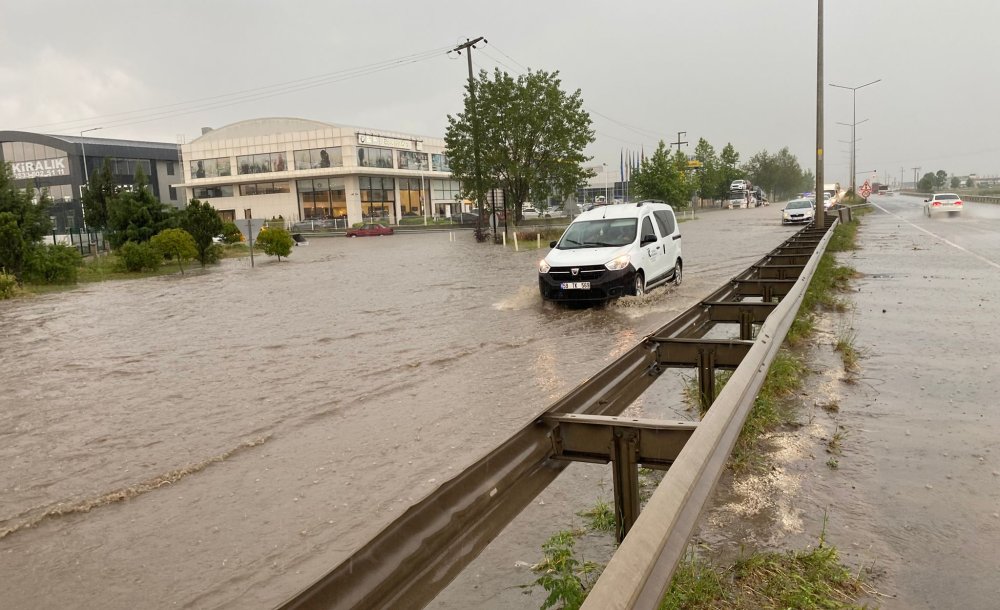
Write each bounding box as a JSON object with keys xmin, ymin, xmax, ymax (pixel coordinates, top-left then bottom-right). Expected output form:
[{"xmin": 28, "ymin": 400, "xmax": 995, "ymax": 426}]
[{"xmin": 870, "ymin": 201, "xmax": 1000, "ymax": 271}]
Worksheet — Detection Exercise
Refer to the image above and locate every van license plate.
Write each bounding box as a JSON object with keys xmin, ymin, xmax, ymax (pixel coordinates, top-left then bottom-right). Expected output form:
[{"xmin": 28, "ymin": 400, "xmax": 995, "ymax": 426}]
[{"xmin": 560, "ymin": 282, "xmax": 591, "ymax": 290}]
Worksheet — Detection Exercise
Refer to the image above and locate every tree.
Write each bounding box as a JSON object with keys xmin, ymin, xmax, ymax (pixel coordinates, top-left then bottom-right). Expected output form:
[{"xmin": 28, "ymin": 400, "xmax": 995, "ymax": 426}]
[
  {"xmin": 0, "ymin": 164, "xmax": 52, "ymax": 281},
  {"xmin": 967, "ymin": 177, "xmax": 975, "ymax": 189},
  {"xmin": 918, "ymin": 172, "xmax": 936, "ymax": 193},
  {"xmin": 717, "ymin": 143, "xmax": 742, "ymax": 201},
  {"xmin": 693, "ymin": 138, "xmax": 719, "ymax": 206},
  {"xmin": 935, "ymin": 170, "xmax": 948, "ymax": 189},
  {"xmin": 220, "ymin": 221, "xmax": 243, "ymax": 244},
  {"xmin": 445, "ymin": 68, "xmax": 594, "ymax": 227},
  {"xmin": 950, "ymin": 176, "xmax": 961, "ymax": 189},
  {"xmin": 181, "ymin": 199, "xmax": 224, "ymax": 267},
  {"xmin": 255, "ymin": 227, "xmax": 294, "ymax": 261},
  {"xmin": 743, "ymin": 150, "xmax": 777, "ymax": 199},
  {"xmin": 630, "ymin": 142, "xmax": 694, "ymax": 208},
  {"xmin": 801, "ymin": 168, "xmax": 816, "ymax": 193},
  {"xmin": 150, "ymin": 228, "xmax": 197, "ymax": 275},
  {"xmin": 81, "ymin": 158, "xmax": 118, "ymax": 231},
  {"xmin": 106, "ymin": 165, "xmax": 176, "ymax": 249}
]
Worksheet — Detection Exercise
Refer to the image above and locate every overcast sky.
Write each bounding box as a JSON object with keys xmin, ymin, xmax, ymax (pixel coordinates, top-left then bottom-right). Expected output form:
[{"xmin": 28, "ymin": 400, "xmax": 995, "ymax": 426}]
[{"xmin": 2, "ymin": 0, "xmax": 997, "ymax": 185}]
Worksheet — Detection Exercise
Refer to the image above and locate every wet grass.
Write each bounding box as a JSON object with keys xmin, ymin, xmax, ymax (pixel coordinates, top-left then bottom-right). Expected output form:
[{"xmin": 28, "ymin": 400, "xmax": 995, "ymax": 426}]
[
  {"xmin": 529, "ymin": 529, "xmax": 601, "ymax": 609},
  {"xmin": 827, "ymin": 426, "xmax": 846, "ymax": 455},
  {"xmin": 578, "ymin": 499, "xmax": 616, "ymax": 533},
  {"xmin": 662, "ymin": 536, "xmax": 870, "ymax": 610},
  {"xmin": 835, "ymin": 322, "xmax": 861, "ymax": 374},
  {"xmin": 826, "ymin": 457, "xmax": 840, "ymax": 470}
]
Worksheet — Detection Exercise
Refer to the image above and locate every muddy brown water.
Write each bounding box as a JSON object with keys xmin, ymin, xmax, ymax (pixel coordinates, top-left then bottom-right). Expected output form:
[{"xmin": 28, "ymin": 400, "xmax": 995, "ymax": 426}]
[{"xmin": 1, "ymin": 206, "xmax": 805, "ymax": 609}]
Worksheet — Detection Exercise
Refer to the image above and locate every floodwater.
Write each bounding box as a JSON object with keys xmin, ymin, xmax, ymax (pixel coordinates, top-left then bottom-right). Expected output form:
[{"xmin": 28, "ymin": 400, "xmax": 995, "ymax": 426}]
[
  {"xmin": 691, "ymin": 194, "xmax": 1000, "ymax": 610},
  {"xmin": 1, "ymin": 206, "xmax": 802, "ymax": 609}
]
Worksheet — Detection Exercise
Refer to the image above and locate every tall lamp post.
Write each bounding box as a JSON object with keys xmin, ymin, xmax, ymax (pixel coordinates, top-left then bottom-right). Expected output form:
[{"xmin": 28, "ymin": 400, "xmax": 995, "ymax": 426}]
[
  {"xmin": 79, "ymin": 127, "xmax": 103, "ymax": 242},
  {"xmin": 603, "ymin": 162, "xmax": 609, "ymax": 203},
  {"xmin": 829, "ymin": 79, "xmax": 880, "ymax": 195}
]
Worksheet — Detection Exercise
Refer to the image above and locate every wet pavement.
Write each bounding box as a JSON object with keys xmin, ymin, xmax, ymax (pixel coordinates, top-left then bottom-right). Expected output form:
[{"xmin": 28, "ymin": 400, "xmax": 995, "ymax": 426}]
[{"xmin": 1, "ymin": 203, "xmax": 802, "ymax": 609}]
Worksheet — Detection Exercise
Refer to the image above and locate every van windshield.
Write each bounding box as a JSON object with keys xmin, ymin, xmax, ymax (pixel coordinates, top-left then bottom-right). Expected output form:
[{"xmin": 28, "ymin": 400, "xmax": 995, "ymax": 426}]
[{"xmin": 558, "ymin": 218, "xmax": 637, "ymax": 248}]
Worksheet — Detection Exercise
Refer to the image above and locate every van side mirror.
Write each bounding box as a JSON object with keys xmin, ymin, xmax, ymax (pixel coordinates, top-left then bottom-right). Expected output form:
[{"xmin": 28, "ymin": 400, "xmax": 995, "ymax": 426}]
[
  {"xmin": 549, "ymin": 240, "xmax": 557, "ymax": 248},
  {"xmin": 641, "ymin": 234, "xmax": 657, "ymax": 246}
]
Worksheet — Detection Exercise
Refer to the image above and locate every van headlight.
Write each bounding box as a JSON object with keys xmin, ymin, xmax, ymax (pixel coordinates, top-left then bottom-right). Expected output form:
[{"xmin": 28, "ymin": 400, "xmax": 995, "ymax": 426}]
[
  {"xmin": 538, "ymin": 259, "xmax": 551, "ymax": 274},
  {"xmin": 605, "ymin": 254, "xmax": 631, "ymax": 271}
]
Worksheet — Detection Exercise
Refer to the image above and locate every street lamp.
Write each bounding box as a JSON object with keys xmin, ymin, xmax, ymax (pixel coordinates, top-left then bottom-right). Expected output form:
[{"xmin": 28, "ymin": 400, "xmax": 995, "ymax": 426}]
[
  {"xmin": 829, "ymin": 79, "xmax": 880, "ymax": 195},
  {"xmin": 603, "ymin": 162, "xmax": 609, "ymax": 204},
  {"xmin": 79, "ymin": 127, "xmax": 103, "ymax": 186}
]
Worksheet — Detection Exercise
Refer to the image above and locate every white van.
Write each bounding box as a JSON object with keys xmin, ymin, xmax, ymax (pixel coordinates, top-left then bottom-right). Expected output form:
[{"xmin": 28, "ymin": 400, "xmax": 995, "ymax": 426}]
[{"xmin": 538, "ymin": 201, "xmax": 682, "ymax": 302}]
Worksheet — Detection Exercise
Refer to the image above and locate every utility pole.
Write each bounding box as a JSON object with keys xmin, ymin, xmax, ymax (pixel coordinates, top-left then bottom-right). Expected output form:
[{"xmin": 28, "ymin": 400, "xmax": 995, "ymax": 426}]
[
  {"xmin": 816, "ymin": 0, "xmax": 825, "ymax": 229},
  {"xmin": 452, "ymin": 37, "xmax": 487, "ymax": 236},
  {"xmin": 912, "ymin": 167, "xmax": 920, "ymax": 190},
  {"xmin": 670, "ymin": 131, "xmax": 688, "ymax": 150},
  {"xmin": 900, "ymin": 167, "xmax": 904, "ymax": 190}
]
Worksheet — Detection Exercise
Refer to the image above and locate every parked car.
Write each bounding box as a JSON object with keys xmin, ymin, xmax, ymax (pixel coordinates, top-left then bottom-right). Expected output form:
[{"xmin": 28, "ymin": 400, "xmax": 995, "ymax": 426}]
[
  {"xmin": 292, "ymin": 219, "xmax": 339, "ymax": 231},
  {"xmin": 782, "ymin": 198, "xmax": 816, "ymax": 224},
  {"xmin": 537, "ymin": 200, "xmax": 682, "ymax": 303},
  {"xmin": 924, "ymin": 193, "xmax": 963, "ymax": 216},
  {"xmin": 346, "ymin": 223, "xmax": 394, "ymax": 237},
  {"xmin": 449, "ymin": 212, "xmax": 481, "ymax": 224}
]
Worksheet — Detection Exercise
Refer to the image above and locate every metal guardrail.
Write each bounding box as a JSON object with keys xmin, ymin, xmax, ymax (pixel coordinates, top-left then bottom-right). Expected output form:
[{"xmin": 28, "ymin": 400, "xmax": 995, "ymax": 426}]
[{"xmin": 276, "ymin": 217, "xmax": 839, "ymax": 610}]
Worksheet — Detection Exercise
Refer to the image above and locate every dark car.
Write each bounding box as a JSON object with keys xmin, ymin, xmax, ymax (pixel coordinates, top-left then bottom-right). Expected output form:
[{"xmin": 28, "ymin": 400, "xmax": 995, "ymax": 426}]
[
  {"xmin": 346, "ymin": 223, "xmax": 394, "ymax": 237},
  {"xmin": 449, "ymin": 212, "xmax": 481, "ymax": 224}
]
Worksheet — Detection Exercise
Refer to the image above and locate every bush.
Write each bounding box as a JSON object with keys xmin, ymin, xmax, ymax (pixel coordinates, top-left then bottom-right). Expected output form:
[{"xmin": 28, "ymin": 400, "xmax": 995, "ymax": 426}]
[
  {"xmin": 117, "ymin": 241, "xmax": 162, "ymax": 272},
  {"xmin": 0, "ymin": 269, "xmax": 18, "ymax": 299},
  {"xmin": 256, "ymin": 227, "xmax": 294, "ymax": 260},
  {"xmin": 23, "ymin": 244, "xmax": 82, "ymax": 285},
  {"xmin": 221, "ymin": 221, "xmax": 243, "ymax": 244}
]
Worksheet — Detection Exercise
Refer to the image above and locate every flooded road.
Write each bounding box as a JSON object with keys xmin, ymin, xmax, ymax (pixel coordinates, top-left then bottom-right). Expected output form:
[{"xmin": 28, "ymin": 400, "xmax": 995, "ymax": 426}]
[{"xmin": 1, "ymin": 205, "xmax": 802, "ymax": 609}]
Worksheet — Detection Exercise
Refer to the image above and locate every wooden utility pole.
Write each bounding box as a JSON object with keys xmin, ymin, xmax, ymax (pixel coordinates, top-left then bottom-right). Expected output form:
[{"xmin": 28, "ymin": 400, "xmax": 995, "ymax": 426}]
[
  {"xmin": 452, "ymin": 37, "xmax": 487, "ymax": 235},
  {"xmin": 816, "ymin": 0, "xmax": 825, "ymax": 229}
]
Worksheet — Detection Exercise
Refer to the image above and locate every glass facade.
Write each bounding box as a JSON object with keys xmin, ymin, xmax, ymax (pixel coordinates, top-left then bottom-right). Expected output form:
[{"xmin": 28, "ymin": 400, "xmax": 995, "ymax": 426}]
[
  {"xmin": 398, "ymin": 151, "xmax": 429, "ymax": 171},
  {"xmin": 431, "ymin": 153, "xmax": 451, "ymax": 172},
  {"xmin": 237, "ymin": 152, "xmax": 288, "ymax": 175},
  {"xmin": 357, "ymin": 147, "xmax": 394, "ymax": 169},
  {"xmin": 431, "ymin": 179, "xmax": 461, "ymax": 202},
  {"xmin": 109, "ymin": 158, "xmax": 152, "ymax": 177},
  {"xmin": 191, "ymin": 157, "xmax": 231, "ymax": 178},
  {"xmin": 239, "ymin": 182, "xmax": 290, "ymax": 196},
  {"xmin": 359, "ymin": 176, "xmax": 395, "ymax": 220},
  {"xmin": 293, "ymin": 147, "xmax": 342, "ymax": 170},
  {"xmin": 1, "ymin": 141, "xmax": 70, "ymax": 180},
  {"xmin": 297, "ymin": 178, "xmax": 346, "ymax": 220},
  {"xmin": 398, "ymin": 178, "xmax": 428, "ymax": 217},
  {"xmin": 193, "ymin": 185, "xmax": 234, "ymax": 198}
]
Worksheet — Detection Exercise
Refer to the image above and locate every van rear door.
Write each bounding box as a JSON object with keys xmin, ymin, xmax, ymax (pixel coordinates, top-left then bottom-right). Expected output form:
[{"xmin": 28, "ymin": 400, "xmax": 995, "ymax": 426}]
[{"xmin": 653, "ymin": 209, "xmax": 681, "ymax": 283}]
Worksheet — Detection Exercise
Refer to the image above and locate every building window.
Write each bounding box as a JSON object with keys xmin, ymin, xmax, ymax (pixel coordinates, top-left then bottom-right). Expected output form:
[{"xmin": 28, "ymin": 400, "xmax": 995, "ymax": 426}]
[
  {"xmin": 357, "ymin": 147, "xmax": 393, "ymax": 169},
  {"xmin": 293, "ymin": 147, "xmax": 342, "ymax": 170},
  {"xmin": 431, "ymin": 179, "xmax": 462, "ymax": 202},
  {"xmin": 398, "ymin": 151, "xmax": 429, "ymax": 171},
  {"xmin": 431, "ymin": 153, "xmax": 451, "ymax": 172},
  {"xmin": 168, "ymin": 186, "xmax": 177, "ymax": 200},
  {"xmin": 398, "ymin": 177, "xmax": 425, "ymax": 217},
  {"xmin": 109, "ymin": 158, "xmax": 152, "ymax": 177},
  {"xmin": 236, "ymin": 152, "xmax": 287, "ymax": 175},
  {"xmin": 193, "ymin": 185, "xmax": 234, "ymax": 198},
  {"xmin": 190, "ymin": 157, "xmax": 232, "ymax": 179},
  {"xmin": 296, "ymin": 178, "xmax": 346, "ymax": 220},
  {"xmin": 166, "ymin": 161, "xmax": 175, "ymax": 176},
  {"xmin": 359, "ymin": 176, "xmax": 395, "ymax": 221},
  {"xmin": 239, "ymin": 182, "xmax": 290, "ymax": 196},
  {"xmin": 1, "ymin": 141, "xmax": 65, "ymax": 163}
]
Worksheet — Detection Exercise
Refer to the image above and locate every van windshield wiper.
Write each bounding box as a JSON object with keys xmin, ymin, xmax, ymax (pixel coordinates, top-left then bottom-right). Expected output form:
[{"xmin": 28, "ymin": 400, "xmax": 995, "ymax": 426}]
[{"xmin": 583, "ymin": 241, "xmax": 619, "ymax": 247}]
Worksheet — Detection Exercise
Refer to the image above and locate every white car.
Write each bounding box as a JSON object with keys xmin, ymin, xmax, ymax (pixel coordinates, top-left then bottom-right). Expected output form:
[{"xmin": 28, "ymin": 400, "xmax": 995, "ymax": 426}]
[
  {"xmin": 782, "ymin": 198, "xmax": 815, "ymax": 224},
  {"xmin": 538, "ymin": 201, "xmax": 682, "ymax": 302},
  {"xmin": 924, "ymin": 193, "xmax": 963, "ymax": 216}
]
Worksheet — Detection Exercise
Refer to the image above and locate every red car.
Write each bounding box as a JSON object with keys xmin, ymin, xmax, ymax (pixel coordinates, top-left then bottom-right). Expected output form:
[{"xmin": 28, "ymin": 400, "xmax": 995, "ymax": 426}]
[{"xmin": 346, "ymin": 223, "xmax": 394, "ymax": 237}]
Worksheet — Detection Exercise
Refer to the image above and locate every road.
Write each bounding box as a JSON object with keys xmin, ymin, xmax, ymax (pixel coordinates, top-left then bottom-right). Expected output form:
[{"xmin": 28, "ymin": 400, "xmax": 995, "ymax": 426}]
[{"xmin": 0, "ymin": 203, "xmax": 801, "ymax": 609}]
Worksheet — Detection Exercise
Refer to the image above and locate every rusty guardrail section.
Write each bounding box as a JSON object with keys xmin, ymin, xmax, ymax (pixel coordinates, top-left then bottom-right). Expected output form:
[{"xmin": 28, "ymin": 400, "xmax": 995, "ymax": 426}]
[{"xmin": 277, "ymin": 217, "xmax": 838, "ymax": 610}]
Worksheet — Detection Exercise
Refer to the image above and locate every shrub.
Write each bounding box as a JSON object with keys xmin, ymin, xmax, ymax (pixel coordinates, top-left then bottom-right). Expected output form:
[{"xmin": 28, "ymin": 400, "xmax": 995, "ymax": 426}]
[
  {"xmin": 23, "ymin": 244, "xmax": 82, "ymax": 285},
  {"xmin": 255, "ymin": 227, "xmax": 294, "ymax": 260},
  {"xmin": 221, "ymin": 221, "xmax": 243, "ymax": 244},
  {"xmin": 117, "ymin": 241, "xmax": 162, "ymax": 272},
  {"xmin": 0, "ymin": 269, "xmax": 18, "ymax": 299}
]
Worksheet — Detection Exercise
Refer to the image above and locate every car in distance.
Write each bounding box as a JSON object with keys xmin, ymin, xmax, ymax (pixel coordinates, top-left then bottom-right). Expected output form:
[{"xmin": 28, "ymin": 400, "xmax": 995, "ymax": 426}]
[
  {"xmin": 538, "ymin": 200, "xmax": 682, "ymax": 303},
  {"xmin": 346, "ymin": 223, "xmax": 394, "ymax": 237},
  {"xmin": 782, "ymin": 198, "xmax": 816, "ymax": 224},
  {"xmin": 924, "ymin": 193, "xmax": 963, "ymax": 216}
]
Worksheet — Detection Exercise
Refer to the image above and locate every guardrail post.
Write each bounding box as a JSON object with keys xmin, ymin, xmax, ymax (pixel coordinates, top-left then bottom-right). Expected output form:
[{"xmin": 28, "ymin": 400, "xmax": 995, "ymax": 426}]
[
  {"xmin": 738, "ymin": 308, "xmax": 754, "ymax": 341},
  {"xmin": 611, "ymin": 427, "xmax": 641, "ymax": 542},
  {"xmin": 697, "ymin": 348, "xmax": 716, "ymax": 410}
]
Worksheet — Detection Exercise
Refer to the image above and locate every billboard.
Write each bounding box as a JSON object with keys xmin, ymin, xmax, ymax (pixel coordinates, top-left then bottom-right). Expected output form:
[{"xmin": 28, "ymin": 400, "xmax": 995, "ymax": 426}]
[{"xmin": 11, "ymin": 157, "xmax": 70, "ymax": 180}]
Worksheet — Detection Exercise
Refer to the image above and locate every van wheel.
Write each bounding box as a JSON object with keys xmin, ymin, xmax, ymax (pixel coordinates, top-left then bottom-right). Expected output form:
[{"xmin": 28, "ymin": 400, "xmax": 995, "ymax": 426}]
[
  {"xmin": 633, "ymin": 272, "xmax": 645, "ymax": 297},
  {"xmin": 673, "ymin": 260, "xmax": 683, "ymax": 286}
]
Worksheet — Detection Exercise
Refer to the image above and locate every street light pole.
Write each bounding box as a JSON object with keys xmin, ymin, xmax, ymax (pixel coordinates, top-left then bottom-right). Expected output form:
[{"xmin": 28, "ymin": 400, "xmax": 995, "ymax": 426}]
[
  {"xmin": 603, "ymin": 162, "xmax": 608, "ymax": 203},
  {"xmin": 80, "ymin": 127, "xmax": 103, "ymax": 187},
  {"xmin": 816, "ymin": 0, "xmax": 824, "ymax": 229},
  {"xmin": 829, "ymin": 79, "xmax": 880, "ymax": 196}
]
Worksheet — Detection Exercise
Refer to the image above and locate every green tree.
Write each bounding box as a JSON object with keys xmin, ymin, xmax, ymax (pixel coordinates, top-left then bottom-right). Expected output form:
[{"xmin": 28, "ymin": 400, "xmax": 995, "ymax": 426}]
[
  {"xmin": 106, "ymin": 166, "xmax": 176, "ymax": 248},
  {"xmin": 150, "ymin": 228, "xmax": 197, "ymax": 275},
  {"xmin": 801, "ymin": 168, "xmax": 816, "ymax": 193},
  {"xmin": 0, "ymin": 164, "xmax": 52, "ymax": 281},
  {"xmin": 445, "ymin": 68, "xmax": 594, "ymax": 226},
  {"xmin": 23, "ymin": 244, "xmax": 82, "ymax": 285},
  {"xmin": 966, "ymin": 177, "xmax": 975, "ymax": 189},
  {"xmin": 950, "ymin": 176, "xmax": 961, "ymax": 189},
  {"xmin": 181, "ymin": 198, "xmax": 224, "ymax": 267},
  {"xmin": 630, "ymin": 142, "xmax": 694, "ymax": 208},
  {"xmin": 693, "ymin": 138, "xmax": 719, "ymax": 205},
  {"xmin": 743, "ymin": 150, "xmax": 777, "ymax": 199},
  {"xmin": 717, "ymin": 143, "xmax": 742, "ymax": 201},
  {"xmin": 256, "ymin": 227, "xmax": 294, "ymax": 260},
  {"xmin": 81, "ymin": 158, "xmax": 118, "ymax": 231},
  {"xmin": 220, "ymin": 221, "xmax": 243, "ymax": 244},
  {"xmin": 935, "ymin": 170, "xmax": 948, "ymax": 189},
  {"xmin": 918, "ymin": 172, "xmax": 936, "ymax": 192}
]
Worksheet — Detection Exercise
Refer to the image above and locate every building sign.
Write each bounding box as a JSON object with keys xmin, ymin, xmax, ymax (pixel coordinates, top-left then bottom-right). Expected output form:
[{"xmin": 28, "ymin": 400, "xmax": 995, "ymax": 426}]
[
  {"xmin": 357, "ymin": 133, "xmax": 419, "ymax": 151},
  {"xmin": 11, "ymin": 157, "xmax": 70, "ymax": 180}
]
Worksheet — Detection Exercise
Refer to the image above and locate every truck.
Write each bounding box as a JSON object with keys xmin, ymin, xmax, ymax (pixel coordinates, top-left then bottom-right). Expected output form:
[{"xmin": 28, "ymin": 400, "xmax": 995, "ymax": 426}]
[{"xmin": 823, "ymin": 183, "xmax": 842, "ymax": 205}]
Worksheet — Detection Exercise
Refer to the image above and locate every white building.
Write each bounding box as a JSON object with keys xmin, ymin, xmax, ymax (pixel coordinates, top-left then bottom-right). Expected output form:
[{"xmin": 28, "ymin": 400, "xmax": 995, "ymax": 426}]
[{"xmin": 179, "ymin": 118, "xmax": 462, "ymax": 228}]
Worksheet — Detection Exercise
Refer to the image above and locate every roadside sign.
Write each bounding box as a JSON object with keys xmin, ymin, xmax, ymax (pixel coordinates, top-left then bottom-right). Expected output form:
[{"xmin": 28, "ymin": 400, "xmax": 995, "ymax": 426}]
[{"xmin": 859, "ymin": 180, "xmax": 872, "ymax": 198}]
